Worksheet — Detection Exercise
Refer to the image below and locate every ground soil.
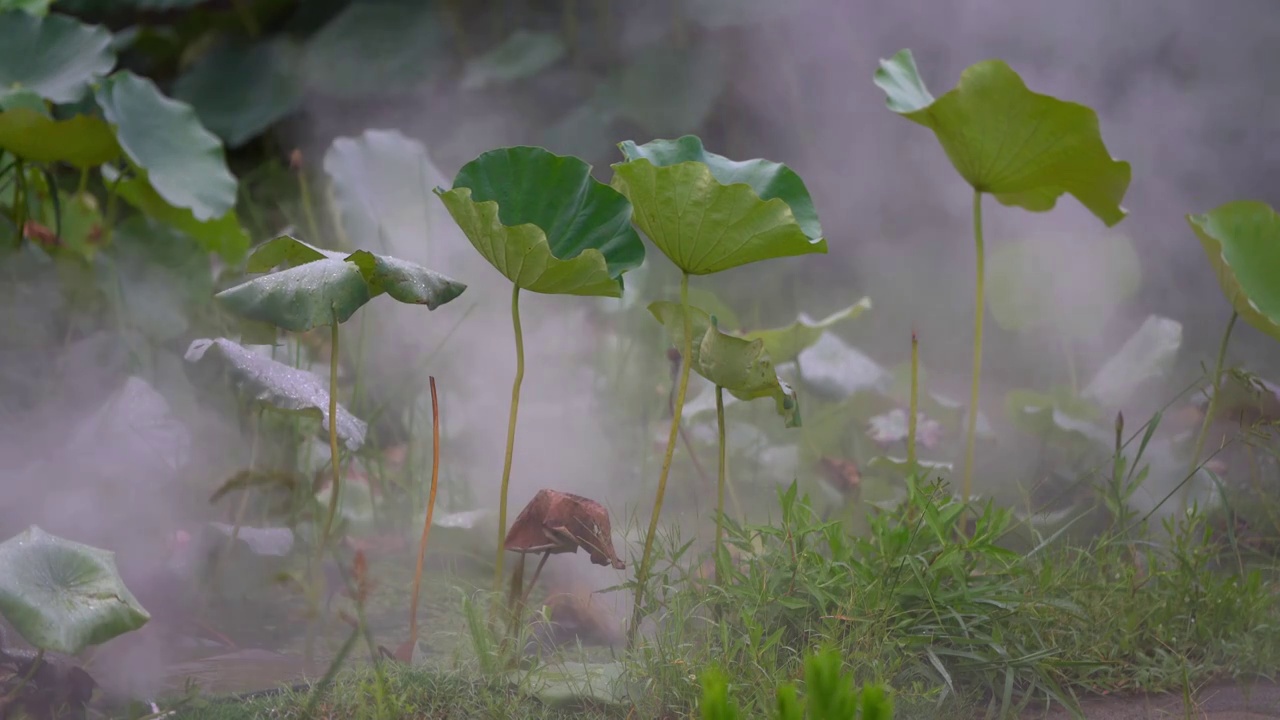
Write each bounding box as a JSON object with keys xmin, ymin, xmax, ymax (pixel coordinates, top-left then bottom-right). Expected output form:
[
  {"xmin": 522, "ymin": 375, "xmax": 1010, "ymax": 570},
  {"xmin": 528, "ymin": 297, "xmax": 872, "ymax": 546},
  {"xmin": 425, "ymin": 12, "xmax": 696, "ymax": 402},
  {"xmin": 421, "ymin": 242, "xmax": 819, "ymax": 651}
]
[{"xmin": 1025, "ymin": 680, "xmax": 1280, "ymax": 719}]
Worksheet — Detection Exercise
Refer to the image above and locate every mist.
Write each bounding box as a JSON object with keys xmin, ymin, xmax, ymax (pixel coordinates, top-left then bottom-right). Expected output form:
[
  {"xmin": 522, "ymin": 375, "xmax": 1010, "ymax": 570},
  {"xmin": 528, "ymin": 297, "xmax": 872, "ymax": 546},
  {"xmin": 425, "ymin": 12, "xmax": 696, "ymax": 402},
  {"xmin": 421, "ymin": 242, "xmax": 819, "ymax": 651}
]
[{"xmin": 3, "ymin": 0, "xmax": 1279, "ymax": 706}]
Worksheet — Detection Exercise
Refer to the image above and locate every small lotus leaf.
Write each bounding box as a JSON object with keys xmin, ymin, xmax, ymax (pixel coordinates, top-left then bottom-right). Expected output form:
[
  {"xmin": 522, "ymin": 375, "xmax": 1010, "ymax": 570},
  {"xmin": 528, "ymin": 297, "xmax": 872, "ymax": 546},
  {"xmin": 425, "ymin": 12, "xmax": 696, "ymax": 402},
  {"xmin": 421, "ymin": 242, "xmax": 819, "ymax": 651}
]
[
  {"xmin": 0, "ymin": 526, "xmax": 150, "ymax": 655},
  {"xmin": 611, "ymin": 135, "xmax": 826, "ymax": 275},
  {"xmin": 95, "ymin": 71, "xmax": 238, "ymax": 222},
  {"xmin": 461, "ymin": 30, "xmax": 565, "ymax": 90},
  {"xmin": 0, "ymin": 108, "xmax": 119, "ymax": 167},
  {"xmin": 738, "ymin": 298, "xmax": 872, "ymax": 364},
  {"xmin": 698, "ymin": 319, "xmax": 800, "ymax": 427},
  {"xmin": 172, "ymin": 38, "xmax": 303, "ymax": 148},
  {"xmin": 874, "ymin": 49, "xmax": 1130, "ymax": 226},
  {"xmin": 1083, "ymin": 315, "xmax": 1182, "ymax": 407},
  {"xmin": 184, "ymin": 337, "xmax": 368, "ymax": 451},
  {"xmin": 215, "ymin": 257, "xmax": 371, "ymax": 332},
  {"xmin": 0, "ymin": 10, "xmax": 115, "ymax": 104},
  {"xmin": 435, "ymin": 146, "xmax": 644, "ymax": 296},
  {"xmin": 1187, "ymin": 201, "xmax": 1280, "ymax": 342},
  {"xmin": 101, "ymin": 164, "xmax": 248, "ymax": 263},
  {"xmin": 345, "ymin": 250, "xmax": 466, "ymax": 309}
]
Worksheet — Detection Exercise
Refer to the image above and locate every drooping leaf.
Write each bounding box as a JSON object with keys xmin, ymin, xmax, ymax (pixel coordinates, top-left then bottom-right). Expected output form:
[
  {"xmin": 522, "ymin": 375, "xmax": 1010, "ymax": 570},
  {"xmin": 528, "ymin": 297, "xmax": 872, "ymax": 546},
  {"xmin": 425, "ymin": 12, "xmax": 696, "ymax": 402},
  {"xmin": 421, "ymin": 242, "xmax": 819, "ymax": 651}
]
[
  {"xmin": 95, "ymin": 71, "xmax": 238, "ymax": 222},
  {"xmin": 610, "ymin": 40, "xmax": 727, "ymax": 137},
  {"xmin": 0, "ymin": 10, "xmax": 115, "ymax": 104},
  {"xmin": 611, "ymin": 135, "xmax": 826, "ymax": 275},
  {"xmin": 435, "ymin": 146, "xmax": 645, "ymax": 296},
  {"xmin": 738, "ymin": 298, "xmax": 872, "ymax": 364},
  {"xmin": 697, "ymin": 317, "xmax": 800, "ymax": 427},
  {"xmin": 302, "ymin": 2, "xmax": 448, "ymax": 98},
  {"xmin": 0, "ymin": 526, "xmax": 150, "ymax": 655},
  {"xmin": 874, "ymin": 49, "xmax": 1130, "ymax": 226},
  {"xmin": 218, "ymin": 235, "xmax": 466, "ymax": 330},
  {"xmin": 461, "ymin": 30, "xmax": 565, "ymax": 90},
  {"xmin": 323, "ymin": 129, "xmax": 455, "ymax": 256},
  {"xmin": 184, "ymin": 337, "xmax": 368, "ymax": 451},
  {"xmin": 985, "ymin": 232, "xmax": 1140, "ymax": 339},
  {"xmin": 172, "ymin": 38, "xmax": 303, "ymax": 148},
  {"xmin": 1083, "ymin": 315, "xmax": 1183, "ymax": 407},
  {"xmin": 101, "ymin": 164, "xmax": 249, "ymax": 262},
  {"xmin": 648, "ymin": 300, "xmax": 713, "ymax": 368},
  {"xmin": 1187, "ymin": 200, "xmax": 1280, "ymax": 342},
  {"xmin": 0, "ymin": 108, "xmax": 119, "ymax": 166}
]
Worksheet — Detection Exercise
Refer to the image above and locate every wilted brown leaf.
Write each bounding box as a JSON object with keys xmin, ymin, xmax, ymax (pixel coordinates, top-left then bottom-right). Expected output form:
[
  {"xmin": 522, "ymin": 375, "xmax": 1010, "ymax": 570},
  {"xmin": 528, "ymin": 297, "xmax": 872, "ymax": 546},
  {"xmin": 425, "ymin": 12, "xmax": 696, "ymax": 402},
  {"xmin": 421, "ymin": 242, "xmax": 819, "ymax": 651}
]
[{"xmin": 504, "ymin": 489, "xmax": 625, "ymax": 570}]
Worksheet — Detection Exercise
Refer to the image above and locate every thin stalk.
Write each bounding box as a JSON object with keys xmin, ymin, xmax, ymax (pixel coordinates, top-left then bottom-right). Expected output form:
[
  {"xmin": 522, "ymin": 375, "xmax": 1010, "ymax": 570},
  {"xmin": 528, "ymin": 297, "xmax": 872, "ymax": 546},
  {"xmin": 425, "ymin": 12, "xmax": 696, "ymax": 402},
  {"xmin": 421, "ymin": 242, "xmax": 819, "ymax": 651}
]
[
  {"xmin": 960, "ymin": 189, "xmax": 986, "ymax": 506},
  {"xmin": 77, "ymin": 167, "xmax": 89, "ymax": 196},
  {"xmin": 322, "ymin": 314, "xmax": 343, "ymax": 544},
  {"xmin": 908, "ymin": 330, "xmax": 919, "ymax": 471},
  {"xmin": 406, "ymin": 377, "xmax": 442, "ymax": 656},
  {"xmin": 629, "ymin": 271, "xmax": 695, "ymax": 645},
  {"xmin": 714, "ymin": 385, "xmax": 727, "ymax": 584},
  {"xmin": 1187, "ymin": 312, "xmax": 1239, "ymax": 483},
  {"xmin": 493, "ymin": 285, "xmax": 525, "ymax": 591}
]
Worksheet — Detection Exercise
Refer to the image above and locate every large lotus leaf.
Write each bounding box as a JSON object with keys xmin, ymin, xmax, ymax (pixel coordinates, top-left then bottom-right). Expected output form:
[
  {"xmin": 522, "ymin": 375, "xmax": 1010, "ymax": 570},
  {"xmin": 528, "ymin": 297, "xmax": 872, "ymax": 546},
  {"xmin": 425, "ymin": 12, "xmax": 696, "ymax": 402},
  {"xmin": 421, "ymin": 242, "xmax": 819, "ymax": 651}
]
[
  {"xmin": 302, "ymin": 2, "xmax": 448, "ymax": 98},
  {"xmin": 0, "ymin": 108, "xmax": 119, "ymax": 167},
  {"xmin": 738, "ymin": 298, "xmax": 872, "ymax": 365},
  {"xmin": 611, "ymin": 135, "xmax": 826, "ymax": 274},
  {"xmin": 323, "ymin": 129, "xmax": 454, "ymax": 256},
  {"xmin": 172, "ymin": 38, "xmax": 303, "ymax": 148},
  {"xmin": 874, "ymin": 49, "xmax": 1130, "ymax": 226},
  {"xmin": 461, "ymin": 30, "xmax": 565, "ymax": 90},
  {"xmin": 985, "ymin": 232, "xmax": 1140, "ymax": 339},
  {"xmin": 0, "ymin": 526, "xmax": 150, "ymax": 655},
  {"xmin": 610, "ymin": 41, "xmax": 727, "ymax": 137},
  {"xmin": 95, "ymin": 71, "xmax": 238, "ymax": 222},
  {"xmin": 1083, "ymin": 315, "xmax": 1182, "ymax": 408},
  {"xmin": 185, "ymin": 338, "xmax": 368, "ymax": 450},
  {"xmin": 0, "ymin": 11, "xmax": 115, "ymax": 104},
  {"xmin": 435, "ymin": 146, "xmax": 644, "ymax": 296},
  {"xmin": 101, "ymin": 164, "xmax": 248, "ymax": 262},
  {"xmin": 1187, "ymin": 201, "xmax": 1280, "ymax": 342},
  {"xmin": 697, "ymin": 318, "xmax": 800, "ymax": 427}
]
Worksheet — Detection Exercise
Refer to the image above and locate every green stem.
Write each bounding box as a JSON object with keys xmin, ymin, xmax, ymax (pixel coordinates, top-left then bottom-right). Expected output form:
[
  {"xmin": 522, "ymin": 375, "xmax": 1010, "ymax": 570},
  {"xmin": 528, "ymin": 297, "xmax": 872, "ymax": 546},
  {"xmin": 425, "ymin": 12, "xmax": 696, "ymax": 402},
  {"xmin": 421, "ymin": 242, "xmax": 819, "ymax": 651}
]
[
  {"xmin": 960, "ymin": 189, "xmax": 985, "ymax": 506},
  {"xmin": 714, "ymin": 385, "xmax": 727, "ymax": 584},
  {"xmin": 493, "ymin": 284, "xmax": 525, "ymax": 592},
  {"xmin": 1187, "ymin": 312, "xmax": 1238, "ymax": 483},
  {"xmin": 629, "ymin": 271, "xmax": 694, "ymax": 645},
  {"xmin": 908, "ymin": 330, "xmax": 919, "ymax": 471},
  {"xmin": 322, "ymin": 313, "xmax": 343, "ymax": 545}
]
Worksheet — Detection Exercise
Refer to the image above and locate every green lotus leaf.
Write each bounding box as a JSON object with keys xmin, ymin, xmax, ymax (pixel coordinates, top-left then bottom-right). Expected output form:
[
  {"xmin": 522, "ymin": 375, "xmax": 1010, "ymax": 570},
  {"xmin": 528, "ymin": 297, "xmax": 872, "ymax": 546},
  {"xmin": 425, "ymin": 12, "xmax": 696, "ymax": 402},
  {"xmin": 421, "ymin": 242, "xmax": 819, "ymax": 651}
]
[
  {"xmin": 0, "ymin": 10, "xmax": 114, "ymax": 104},
  {"xmin": 698, "ymin": 317, "xmax": 800, "ymax": 427},
  {"xmin": 460, "ymin": 30, "xmax": 565, "ymax": 90},
  {"xmin": 611, "ymin": 135, "xmax": 826, "ymax": 275},
  {"xmin": 738, "ymin": 298, "xmax": 872, "ymax": 365},
  {"xmin": 172, "ymin": 38, "xmax": 303, "ymax": 148},
  {"xmin": 0, "ymin": 86, "xmax": 44, "ymax": 111},
  {"xmin": 648, "ymin": 300, "xmax": 713, "ymax": 368},
  {"xmin": 220, "ymin": 235, "xmax": 465, "ymax": 331},
  {"xmin": 0, "ymin": 526, "xmax": 149, "ymax": 655},
  {"xmin": 985, "ymin": 232, "xmax": 1140, "ymax": 339},
  {"xmin": 95, "ymin": 71, "xmax": 238, "ymax": 222},
  {"xmin": 0, "ymin": 108, "xmax": 119, "ymax": 167},
  {"xmin": 874, "ymin": 49, "xmax": 1130, "ymax": 226},
  {"xmin": 435, "ymin": 146, "xmax": 644, "ymax": 297},
  {"xmin": 302, "ymin": 2, "xmax": 448, "ymax": 98},
  {"xmin": 1187, "ymin": 201, "xmax": 1280, "ymax": 342},
  {"xmin": 185, "ymin": 338, "xmax": 367, "ymax": 451},
  {"xmin": 101, "ymin": 163, "xmax": 249, "ymax": 262}
]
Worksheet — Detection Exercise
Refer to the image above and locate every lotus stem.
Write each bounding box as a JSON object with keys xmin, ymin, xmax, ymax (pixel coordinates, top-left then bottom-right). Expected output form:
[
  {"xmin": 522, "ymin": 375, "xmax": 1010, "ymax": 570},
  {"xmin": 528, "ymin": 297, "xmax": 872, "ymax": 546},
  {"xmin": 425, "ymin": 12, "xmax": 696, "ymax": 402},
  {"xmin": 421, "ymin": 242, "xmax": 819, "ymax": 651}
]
[
  {"xmin": 630, "ymin": 271, "xmax": 695, "ymax": 645},
  {"xmin": 908, "ymin": 329, "xmax": 919, "ymax": 471},
  {"xmin": 960, "ymin": 189, "xmax": 986, "ymax": 509},
  {"xmin": 714, "ymin": 385, "xmax": 727, "ymax": 584},
  {"xmin": 322, "ymin": 312, "xmax": 343, "ymax": 544},
  {"xmin": 494, "ymin": 285, "xmax": 526, "ymax": 592},
  {"xmin": 1187, "ymin": 311, "xmax": 1238, "ymax": 496},
  {"xmin": 407, "ymin": 377, "xmax": 441, "ymax": 656}
]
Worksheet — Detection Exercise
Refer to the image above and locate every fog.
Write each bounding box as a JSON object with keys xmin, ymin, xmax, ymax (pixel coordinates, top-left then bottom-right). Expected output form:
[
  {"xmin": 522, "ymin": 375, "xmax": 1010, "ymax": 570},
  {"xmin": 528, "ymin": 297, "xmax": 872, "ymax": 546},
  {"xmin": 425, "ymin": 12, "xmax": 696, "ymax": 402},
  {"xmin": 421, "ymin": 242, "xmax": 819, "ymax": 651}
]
[{"xmin": 2, "ymin": 0, "xmax": 1279, "ymax": 702}]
